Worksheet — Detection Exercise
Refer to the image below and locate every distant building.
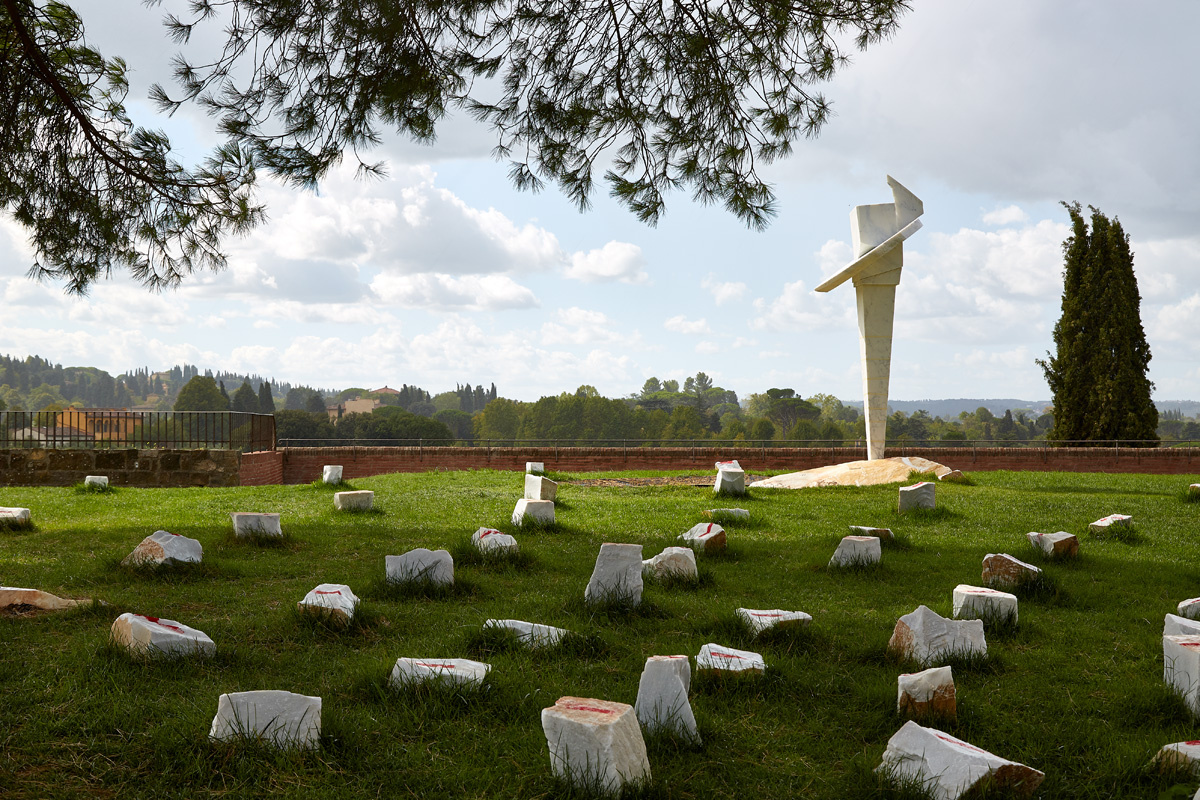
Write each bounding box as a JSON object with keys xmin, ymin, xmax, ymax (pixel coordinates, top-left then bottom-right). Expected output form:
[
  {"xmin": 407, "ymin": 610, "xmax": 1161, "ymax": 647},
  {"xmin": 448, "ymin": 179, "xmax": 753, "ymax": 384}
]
[
  {"xmin": 55, "ymin": 408, "xmax": 142, "ymax": 442},
  {"xmin": 327, "ymin": 397, "xmax": 382, "ymax": 421},
  {"xmin": 371, "ymin": 386, "xmax": 401, "ymax": 396}
]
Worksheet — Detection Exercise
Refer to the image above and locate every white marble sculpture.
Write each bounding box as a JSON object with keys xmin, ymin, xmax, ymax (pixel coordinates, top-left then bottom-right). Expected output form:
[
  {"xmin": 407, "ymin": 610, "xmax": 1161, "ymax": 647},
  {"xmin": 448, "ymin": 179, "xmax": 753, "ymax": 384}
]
[
  {"xmin": 111, "ymin": 613, "xmax": 216, "ymax": 658},
  {"xmin": 472, "ymin": 527, "xmax": 519, "ymax": 555},
  {"xmin": 829, "ymin": 535, "xmax": 882, "ymax": 568},
  {"xmin": 209, "ymin": 690, "xmax": 322, "ymax": 749},
  {"xmin": 333, "ymin": 490, "xmax": 374, "ymax": 511},
  {"xmin": 1090, "ymin": 514, "xmax": 1132, "ymax": 534},
  {"xmin": 524, "ymin": 474, "xmax": 558, "ymax": 502},
  {"xmin": 714, "ymin": 460, "xmax": 746, "ymax": 495},
  {"xmin": 322, "ymin": 465, "xmax": 343, "ymax": 485},
  {"xmin": 898, "ymin": 481, "xmax": 935, "ymax": 512},
  {"xmin": 981, "ymin": 553, "xmax": 1042, "ymax": 588},
  {"xmin": 897, "ymin": 665, "xmax": 956, "ymax": 721},
  {"xmin": 390, "ymin": 657, "xmax": 491, "ymax": 689},
  {"xmin": 815, "ymin": 176, "xmax": 924, "ymax": 461},
  {"xmin": 0, "ymin": 586, "xmax": 87, "ymax": 612},
  {"xmin": 888, "ymin": 605, "xmax": 986, "ymax": 667},
  {"xmin": 634, "ymin": 655, "xmax": 699, "ymax": 744},
  {"xmin": 121, "ymin": 530, "xmax": 203, "ymax": 567},
  {"xmin": 641, "ymin": 547, "xmax": 698, "ymax": 581},
  {"xmin": 1026, "ymin": 531, "xmax": 1079, "ymax": 558},
  {"xmin": 1165, "ymin": 613, "xmax": 1200, "ymax": 637},
  {"xmin": 1164, "ymin": 634, "xmax": 1200, "ymax": 713},
  {"xmin": 526, "ymin": 462, "xmax": 545, "ymax": 475},
  {"xmin": 678, "ymin": 522, "xmax": 727, "ymax": 554},
  {"xmin": 1179, "ymin": 598, "xmax": 1200, "ymax": 621},
  {"xmin": 541, "ymin": 696, "xmax": 650, "ymax": 796},
  {"xmin": 297, "ymin": 583, "xmax": 360, "ymax": 624},
  {"xmin": 512, "ymin": 498, "xmax": 555, "ymax": 527},
  {"xmin": 850, "ymin": 524, "xmax": 894, "ymax": 541},
  {"xmin": 876, "ymin": 721, "xmax": 1044, "ymax": 799},
  {"xmin": 1154, "ymin": 741, "xmax": 1200, "ymax": 777},
  {"xmin": 952, "ymin": 585, "xmax": 1018, "ymax": 625},
  {"xmin": 585, "ymin": 543, "xmax": 644, "ymax": 606},
  {"xmin": 0, "ymin": 507, "xmax": 33, "ymax": 527},
  {"xmin": 696, "ymin": 643, "xmax": 765, "ymax": 675},
  {"xmin": 735, "ymin": 608, "xmax": 812, "ymax": 636},
  {"xmin": 385, "ymin": 549, "xmax": 454, "ymax": 587},
  {"xmin": 484, "ymin": 618, "xmax": 571, "ymax": 648},
  {"xmin": 230, "ymin": 512, "xmax": 282, "ymax": 538},
  {"xmin": 84, "ymin": 475, "xmax": 109, "ymax": 489}
]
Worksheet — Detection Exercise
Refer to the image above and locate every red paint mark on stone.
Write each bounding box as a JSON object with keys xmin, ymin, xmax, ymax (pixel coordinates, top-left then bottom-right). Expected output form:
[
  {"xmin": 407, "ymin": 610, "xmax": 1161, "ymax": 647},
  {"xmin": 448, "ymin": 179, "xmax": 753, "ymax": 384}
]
[
  {"xmin": 479, "ymin": 529, "xmax": 500, "ymax": 538},
  {"xmin": 139, "ymin": 615, "xmax": 184, "ymax": 633},
  {"xmin": 705, "ymin": 524, "xmax": 715, "ymax": 535},
  {"xmin": 1185, "ymin": 740, "xmax": 1200, "ymax": 746},
  {"xmin": 416, "ymin": 663, "xmax": 456, "ymax": 669},
  {"xmin": 711, "ymin": 652, "xmax": 746, "ymax": 660},
  {"xmin": 561, "ymin": 703, "xmax": 614, "ymax": 714},
  {"xmin": 314, "ymin": 590, "xmax": 342, "ymax": 595},
  {"xmin": 934, "ymin": 732, "xmax": 987, "ymax": 755},
  {"xmin": 1180, "ymin": 642, "xmax": 1200, "ymax": 648},
  {"xmin": 751, "ymin": 612, "xmax": 784, "ymax": 617}
]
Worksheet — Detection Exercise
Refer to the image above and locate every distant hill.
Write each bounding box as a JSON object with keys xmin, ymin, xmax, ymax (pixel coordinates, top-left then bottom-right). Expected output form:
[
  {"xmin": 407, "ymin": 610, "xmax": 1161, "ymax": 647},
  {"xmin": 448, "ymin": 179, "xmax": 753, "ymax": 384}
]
[{"xmin": 838, "ymin": 398, "xmax": 1200, "ymax": 421}]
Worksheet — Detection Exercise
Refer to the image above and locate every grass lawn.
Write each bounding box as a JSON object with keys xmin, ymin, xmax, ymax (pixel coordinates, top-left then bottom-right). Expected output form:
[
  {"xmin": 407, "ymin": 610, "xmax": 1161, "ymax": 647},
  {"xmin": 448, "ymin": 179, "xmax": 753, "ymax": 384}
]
[{"xmin": 3, "ymin": 468, "xmax": 1200, "ymax": 799}]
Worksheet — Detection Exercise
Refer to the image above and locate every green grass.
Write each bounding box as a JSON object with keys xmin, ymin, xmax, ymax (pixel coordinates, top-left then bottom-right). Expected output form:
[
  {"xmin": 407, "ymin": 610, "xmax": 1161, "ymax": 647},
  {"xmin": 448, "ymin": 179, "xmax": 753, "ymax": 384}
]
[{"xmin": 3, "ymin": 468, "xmax": 1200, "ymax": 798}]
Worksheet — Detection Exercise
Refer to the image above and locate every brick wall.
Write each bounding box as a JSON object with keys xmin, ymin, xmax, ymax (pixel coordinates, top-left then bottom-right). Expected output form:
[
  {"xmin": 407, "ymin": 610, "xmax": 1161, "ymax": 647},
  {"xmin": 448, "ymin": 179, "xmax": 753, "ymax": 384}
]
[
  {"xmin": 0, "ymin": 448, "xmax": 242, "ymax": 487},
  {"xmin": 239, "ymin": 450, "xmax": 284, "ymax": 485}
]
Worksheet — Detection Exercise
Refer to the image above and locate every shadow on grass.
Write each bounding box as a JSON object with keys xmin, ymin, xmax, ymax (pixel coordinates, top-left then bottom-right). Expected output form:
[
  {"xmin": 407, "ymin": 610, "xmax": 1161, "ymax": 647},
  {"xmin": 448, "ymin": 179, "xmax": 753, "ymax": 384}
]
[
  {"xmin": 562, "ymin": 593, "xmax": 671, "ymax": 623},
  {"xmin": 1181, "ymin": 487, "xmax": 1200, "ymax": 504},
  {"xmin": 1087, "ymin": 523, "xmax": 1144, "ymax": 545},
  {"xmin": 462, "ymin": 624, "xmax": 610, "ymax": 662},
  {"xmin": 701, "ymin": 613, "xmax": 829, "ymax": 657},
  {"xmin": 73, "ymin": 482, "xmax": 116, "ymax": 495},
  {"xmin": 103, "ymin": 556, "xmax": 231, "ymax": 583},
  {"xmin": 218, "ymin": 530, "xmax": 302, "ymax": 551},
  {"xmin": 291, "ymin": 602, "xmax": 387, "ymax": 640},
  {"xmin": 643, "ymin": 565, "xmax": 715, "ymax": 593},
  {"xmin": 360, "ymin": 576, "xmax": 479, "ymax": 602},
  {"xmin": 349, "ymin": 666, "xmax": 536, "ymax": 725},
  {"xmin": 893, "ymin": 507, "xmax": 961, "ymax": 525},
  {"xmin": 449, "ymin": 538, "xmax": 536, "ymax": 571}
]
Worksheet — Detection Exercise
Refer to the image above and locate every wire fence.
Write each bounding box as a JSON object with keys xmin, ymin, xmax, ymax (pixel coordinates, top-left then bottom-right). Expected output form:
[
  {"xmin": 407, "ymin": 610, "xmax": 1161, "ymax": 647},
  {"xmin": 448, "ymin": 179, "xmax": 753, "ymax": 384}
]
[
  {"xmin": 0, "ymin": 410, "xmax": 276, "ymax": 451},
  {"xmin": 276, "ymin": 437, "xmax": 1186, "ymax": 450}
]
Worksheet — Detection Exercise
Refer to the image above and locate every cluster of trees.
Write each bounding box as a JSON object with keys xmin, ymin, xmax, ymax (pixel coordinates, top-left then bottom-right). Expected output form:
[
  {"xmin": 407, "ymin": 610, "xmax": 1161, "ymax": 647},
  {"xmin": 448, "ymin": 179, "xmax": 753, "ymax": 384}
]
[
  {"xmin": 0, "ymin": 354, "xmax": 133, "ymax": 411},
  {"xmin": 274, "ymin": 408, "xmax": 453, "ymax": 446},
  {"xmin": 173, "ymin": 376, "xmax": 275, "ymax": 415}
]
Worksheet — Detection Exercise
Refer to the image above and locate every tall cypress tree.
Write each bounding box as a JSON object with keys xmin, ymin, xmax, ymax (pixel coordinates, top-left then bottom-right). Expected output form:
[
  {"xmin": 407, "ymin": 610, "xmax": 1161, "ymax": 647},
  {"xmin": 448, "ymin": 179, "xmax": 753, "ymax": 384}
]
[
  {"xmin": 258, "ymin": 381, "xmax": 275, "ymax": 414},
  {"xmin": 1038, "ymin": 203, "xmax": 1157, "ymax": 445}
]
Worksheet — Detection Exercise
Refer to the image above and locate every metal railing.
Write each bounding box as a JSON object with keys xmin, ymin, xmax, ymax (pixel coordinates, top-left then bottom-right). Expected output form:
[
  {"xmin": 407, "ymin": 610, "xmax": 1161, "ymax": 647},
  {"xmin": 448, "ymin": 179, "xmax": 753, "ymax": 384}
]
[
  {"xmin": 0, "ymin": 411, "xmax": 276, "ymax": 451},
  {"xmin": 276, "ymin": 437, "xmax": 1189, "ymax": 449}
]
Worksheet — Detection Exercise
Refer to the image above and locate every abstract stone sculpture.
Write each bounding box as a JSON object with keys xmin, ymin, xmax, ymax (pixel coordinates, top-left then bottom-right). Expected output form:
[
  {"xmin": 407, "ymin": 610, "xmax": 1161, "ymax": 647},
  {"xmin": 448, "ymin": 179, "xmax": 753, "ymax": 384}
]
[
  {"xmin": 1165, "ymin": 614, "xmax": 1200, "ymax": 637},
  {"xmin": 297, "ymin": 583, "xmax": 360, "ymax": 624},
  {"xmin": 0, "ymin": 507, "xmax": 33, "ymax": 528},
  {"xmin": 121, "ymin": 530, "xmax": 203, "ymax": 567},
  {"xmin": 1026, "ymin": 531, "xmax": 1079, "ymax": 558},
  {"xmin": 735, "ymin": 608, "xmax": 812, "ymax": 636},
  {"xmin": 876, "ymin": 721, "xmax": 1044, "ymax": 799},
  {"xmin": 696, "ymin": 643, "xmax": 765, "ymax": 675},
  {"xmin": 981, "ymin": 553, "xmax": 1042, "ymax": 588},
  {"xmin": 641, "ymin": 547, "xmax": 697, "ymax": 581},
  {"xmin": 541, "ymin": 697, "xmax": 650, "ymax": 796},
  {"xmin": 850, "ymin": 525, "xmax": 894, "ymax": 541},
  {"xmin": 385, "ymin": 549, "xmax": 454, "ymax": 587},
  {"xmin": 634, "ymin": 655, "xmax": 700, "ymax": 744},
  {"xmin": 322, "ymin": 465, "xmax": 343, "ymax": 484},
  {"xmin": 1163, "ymin": 634, "xmax": 1200, "ymax": 713},
  {"xmin": 1089, "ymin": 514, "xmax": 1132, "ymax": 534},
  {"xmin": 512, "ymin": 499, "xmax": 555, "ymax": 527},
  {"xmin": 526, "ymin": 462, "xmax": 545, "ymax": 475},
  {"xmin": 84, "ymin": 475, "xmax": 108, "ymax": 489},
  {"xmin": 1154, "ymin": 740, "xmax": 1200, "ymax": 777},
  {"xmin": 898, "ymin": 481, "xmax": 935, "ymax": 512},
  {"xmin": 1180, "ymin": 598, "xmax": 1200, "ymax": 621},
  {"xmin": 111, "ymin": 613, "xmax": 216, "ymax": 658},
  {"xmin": 952, "ymin": 585, "xmax": 1018, "ymax": 625},
  {"xmin": 0, "ymin": 586, "xmax": 88, "ymax": 611},
  {"xmin": 585, "ymin": 543, "xmax": 643, "ymax": 606},
  {"xmin": 230, "ymin": 512, "xmax": 282, "ymax": 538},
  {"xmin": 889, "ymin": 605, "xmax": 986, "ymax": 667},
  {"xmin": 524, "ymin": 474, "xmax": 558, "ymax": 502},
  {"xmin": 829, "ymin": 535, "xmax": 881, "ymax": 568},
  {"xmin": 704, "ymin": 508, "xmax": 750, "ymax": 521},
  {"xmin": 815, "ymin": 176, "xmax": 924, "ymax": 461},
  {"xmin": 678, "ymin": 522, "xmax": 727, "ymax": 554},
  {"xmin": 484, "ymin": 618, "xmax": 571, "ymax": 648},
  {"xmin": 333, "ymin": 490, "xmax": 374, "ymax": 511},
  {"xmin": 714, "ymin": 460, "xmax": 746, "ymax": 495},
  {"xmin": 390, "ymin": 657, "xmax": 491, "ymax": 689},
  {"xmin": 209, "ymin": 690, "xmax": 322, "ymax": 749},
  {"xmin": 897, "ymin": 665, "xmax": 955, "ymax": 722},
  {"xmin": 472, "ymin": 527, "xmax": 519, "ymax": 554}
]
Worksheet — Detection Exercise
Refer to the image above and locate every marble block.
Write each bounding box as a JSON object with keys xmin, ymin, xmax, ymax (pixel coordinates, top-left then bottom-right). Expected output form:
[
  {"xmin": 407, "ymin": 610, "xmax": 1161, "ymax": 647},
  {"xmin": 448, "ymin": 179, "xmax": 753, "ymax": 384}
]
[
  {"xmin": 230, "ymin": 512, "xmax": 282, "ymax": 538},
  {"xmin": 876, "ymin": 721, "xmax": 1044, "ymax": 799},
  {"xmin": 897, "ymin": 666, "xmax": 955, "ymax": 721},
  {"xmin": 678, "ymin": 522, "xmax": 727, "ymax": 554},
  {"xmin": 512, "ymin": 498, "xmax": 555, "ymax": 526},
  {"xmin": 1189, "ymin": 483, "xmax": 1200, "ymax": 498},
  {"xmin": 121, "ymin": 530, "xmax": 202, "ymax": 567},
  {"xmin": 714, "ymin": 461, "xmax": 746, "ymax": 495},
  {"xmin": 472, "ymin": 527, "xmax": 519, "ymax": 554},
  {"xmin": 889, "ymin": 605, "xmax": 987, "ymax": 666},
  {"xmin": 0, "ymin": 586, "xmax": 86, "ymax": 611},
  {"xmin": 111, "ymin": 613, "xmax": 215, "ymax": 658},
  {"xmin": 542, "ymin": 696, "xmax": 650, "ymax": 796},
  {"xmin": 1089, "ymin": 514, "xmax": 1132, "ymax": 534},
  {"xmin": 484, "ymin": 618, "xmax": 570, "ymax": 648},
  {"xmin": 829, "ymin": 535, "xmax": 882, "ymax": 567},
  {"xmin": 641, "ymin": 547, "xmax": 697, "ymax": 581},
  {"xmin": 1180, "ymin": 598, "xmax": 1200, "ymax": 621},
  {"xmin": 322, "ymin": 465, "xmax": 343, "ymax": 484},
  {"xmin": 333, "ymin": 490, "xmax": 374, "ymax": 511},
  {"xmin": 385, "ymin": 549, "xmax": 454, "ymax": 586},
  {"xmin": 981, "ymin": 553, "xmax": 1041, "ymax": 588},
  {"xmin": 704, "ymin": 508, "xmax": 750, "ymax": 521},
  {"xmin": 696, "ymin": 643, "xmax": 765, "ymax": 675},
  {"xmin": 1026, "ymin": 531, "xmax": 1078, "ymax": 558},
  {"xmin": 939, "ymin": 470, "xmax": 965, "ymax": 481},
  {"xmin": 715, "ymin": 459, "xmax": 742, "ymax": 471},
  {"xmin": 297, "ymin": 583, "xmax": 359, "ymax": 624},
  {"xmin": 84, "ymin": 475, "xmax": 109, "ymax": 489},
  {"xmin": 1164, "ymin": 635, "xmax": 1200, "ymax": 713},
  {"xmin": 898, "ymin": 482, "xmax": 935, "ymax": 512},
  {"xmin": 585, "ymin": 543, "xmax": 644, "ymax": 605},
  {"xmin": 735, "ymin": 608, "xmax": 812, "ymax": 636},
  {"xmin": 0, "ymin": 507, "xmax": 32, "ymax": 527},
  {"xmin": 953, "ymin": 585, "xmax": 1018, "ymax": 624},
  {"xmin": 524, "ymin": 474, "xmax": 558, "ymax": 502},
  {"xmin": 850, "ymin": 524, "xmax": 894, "ymax": 541},
  {"xmin": 390, "ymin": 657, "xmax": 491, "ymax": 689},
  {"xmin": 209, "ymin": 690, "xmax": 322, "ymax": 749},
  {"xmin": 1154, "ymin": 740, "xmax": 1200, "ymax": 776},
  {"xmin": 1166, "ymin": 614, "xmax": 1200, "ymax": 637},
  {"xmin": 634, "ymin": 655, "xmax": 699, "ymax": 743},
  {"xmin": 526, "ymin": 462, "xmax": 545, "ymax": 475}
]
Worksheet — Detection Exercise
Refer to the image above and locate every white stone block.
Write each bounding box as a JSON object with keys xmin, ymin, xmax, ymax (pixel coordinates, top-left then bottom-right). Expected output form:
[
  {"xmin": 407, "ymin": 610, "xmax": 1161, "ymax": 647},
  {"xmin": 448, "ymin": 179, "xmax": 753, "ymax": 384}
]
[
  {"xmin": 585, "ymin": 543, "xmax": 643, "ymax": 605},
  {"xmin": 634, "ymin": 655, "xmax": 699, "ymax": 743},
  {"xmin": 524, "ymin": 474, "xmax": 558, "ymax": 502},
  {"xmin": 1164, "ymin": 634, "xmax": 1200, "ymax": 713},
  {"xmin": 953, "ymin": 585, "xmax": 1018, "ymax": 625},
  {"xmin": 876, "ymin": 720, "xmax": 1044, "ymax": 800},
  {"xmin": 542, "ymin": 696, "xmax": 650, "ymax": 796},
  {"xmin": 512, "ymin": 498, "xmax": 555, "ymax": 527},
  {"xmin": 888, "ymin": 605, "xmax": 987, "ymax": 666},
  {"xmin": 111, "ymin": 612, "xmax": 215, "ymax": 658},
  {"xmin": 696, "ymin": 643, "xmax": 765, "ymax": 674},
  {"xmin": 704, "ymin": 508, "xmax": 749, "ymax": 521},
  {"xmin": 472, "ymin": 527, "xmax": 519, "ymax": 554},
  {"xmin": 849, "ymin": 525, "xmax": 894, "ymax": 541},
  {"xmin": 322, "ymin": 465, "xmax": 343, "ymax": 484},
  {"xmin": 0, "ymin": 586, "xmax": 87, "ymax": 611},
  {"xmin": 1180, "ymin": 598, "xmax": 1200, "ymax": 621},
  {"xmin": 736, "ymin": 608, "xmax": 812, "ymax": 636},
  {"xmin": 390, "ymin": 657, "xmax": 491, "ymax": 689},
  {"xmin": 981, "ymin": 553, "xmax": 1041, "ymax": 588},
  {"xmin": 526, "ymin": 462, "xmax": 545, "ymax": 475},
  {"xmin": 0, "ymin": 507, "xmax": 32, "ymax": 527},
  {"xmin": 84, "ymin": 475, "xmax": 109, "ymax": 489},
  {"xmin": 1154, "ymin": 740, "xmax": 1200, "ymax": 777},
  {"xmin": 714, "ymin": 461, "xmax": 745, "ymax": 495},
  {"xmin": 715, "ymin": 459, "xmax": 742, "ymax": 471},
  {"xmin": 678, "ymin": 522, "xmax": 727, "ymax": 554},
  {"xmin": 897, "ymin": 666, "xmax": 955, "ymax": 720},
  {"xmin": 1166, "ymin": 614, "xmax": 1200, "ymax": 637},
  {"xmin": 1189, "ymin": 483, "xmax": 1200, "ymax": 498},
  {"xmin": 385, "ymin": 549, "xmax": 454, "ymax": 586},
  {"xmin": 1089, "ymin": 513, "xmax": 1132, "ymax": 534},
  {"xmin": 484, "ymin": 618, "xmax": 570, "ymax": 648},
  {"xmin": 939, "ymin": 469, "xmax": 965, "ymax": 482},
  {"xmin": 1026, "ymin": 531, "xmax": 1079, "ymax": 558},
  {"xmin": 829, "ymin": 535, "xmax": 882, "ymax": 567},
  {"xmin": 230, "ymin": 512, "xmax": 282, "ymax": 538},
  {"xmin": 333, "ymin": 490, "xmax": 374, "ymax": 511},
  {"xmin": 898, "ymin": 481, "xmax": 936, "ymax": 511},
  {"xmin": 297, "ymin": 583, "xmax": 359, "ymax": 624},
  {"xmin": 641, "ymin": 547, "xmax": 698, "ymax": 581},
  {"xmin": 121, "ymin": 530, "xmax": 203, "ymax": 567},
  {"xmin": 209, "ymin": 690, "xmax": 322, "ymax": 750}
]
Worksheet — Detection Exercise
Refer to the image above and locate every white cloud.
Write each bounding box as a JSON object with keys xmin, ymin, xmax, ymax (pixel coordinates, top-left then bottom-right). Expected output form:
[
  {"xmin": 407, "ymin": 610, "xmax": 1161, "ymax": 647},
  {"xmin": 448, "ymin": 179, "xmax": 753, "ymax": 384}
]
[
  {"xmin": 540, "ymin": 307, "xmax": 642, "ymax": 347},
  {"xmin": 695, "ymin": 341, "xmax": 720, "ymax": 354},
  {"xmin": 370, "ymin": 273, "xmax": 538, "ymax": 311},
  {"xmin": 564, "ymin": 241, "xmax": 649, "ymax": 284},
  {"xmin": 663, "ymin": 315, "xmax": 710, "ymax": 335},
  {"xmin": 1150, "ymin": 292, "xmax": 1200, "ymax": 345},
  {"xmin": 700, "ymin": 274, "xmax": 748, "ymax": 305},
  {"xmin": 751, "ymin": 279, "xmax": 853, "ymax": 333},
  {"xmin": 982, "ymin": 205, "xmax": 1030, "ymax": 226}
]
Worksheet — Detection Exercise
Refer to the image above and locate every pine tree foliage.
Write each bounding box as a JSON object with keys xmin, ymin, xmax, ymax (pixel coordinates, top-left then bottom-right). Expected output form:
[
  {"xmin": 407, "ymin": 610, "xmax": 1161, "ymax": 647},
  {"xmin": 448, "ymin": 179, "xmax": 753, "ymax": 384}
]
[{"xmin": 1037, "ymin": 203, "xmax": 1157, "ymax": 444}]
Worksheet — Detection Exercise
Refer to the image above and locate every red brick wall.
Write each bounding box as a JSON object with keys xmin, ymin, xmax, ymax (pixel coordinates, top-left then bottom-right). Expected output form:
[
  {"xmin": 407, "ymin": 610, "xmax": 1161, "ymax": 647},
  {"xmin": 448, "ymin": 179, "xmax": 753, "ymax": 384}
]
[
  {"xmin": 239, "ymin": 450, "xmax": 284, "ymax": 485},
  {"xmin": 267, "ymin": 445, "xmax": 1200, "ymax": 484}
]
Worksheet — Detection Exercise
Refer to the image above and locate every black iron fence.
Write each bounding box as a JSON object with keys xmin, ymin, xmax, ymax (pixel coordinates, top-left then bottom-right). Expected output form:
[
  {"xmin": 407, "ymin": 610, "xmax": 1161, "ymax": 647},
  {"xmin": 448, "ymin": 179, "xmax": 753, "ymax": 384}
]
[
  {"xmin": 0, "ymin": 410, "xmax": 276, "ymax": 451},
  {"xmin": 276, "ymin": 437, "xmax": 1186, "ymax": 449}
]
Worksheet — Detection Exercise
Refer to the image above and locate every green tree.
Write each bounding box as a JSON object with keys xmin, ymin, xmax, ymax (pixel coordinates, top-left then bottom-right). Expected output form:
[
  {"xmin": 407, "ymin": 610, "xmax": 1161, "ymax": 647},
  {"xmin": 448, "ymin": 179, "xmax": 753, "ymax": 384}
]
[
  {"xmin": 174, "ymin": 376, "xmax": 228, "ymax": 411},
  {"xmin": 305, "ymin": 393, "xmax": 327, "ymax": 414},
  {"xmin": 1037, "ymin": 204, "xmax": 1158, "ymax": 445},
  {"xmin": 231, "ymin": 380, "xmax": 258, "ymax": 413},
  {"xmin": 474, "ymin": 398, "xmax": 525, "ymax": 444},
  {"xmin": 257, "ymin": 381, "xmax": 275, "ymax": 414}
]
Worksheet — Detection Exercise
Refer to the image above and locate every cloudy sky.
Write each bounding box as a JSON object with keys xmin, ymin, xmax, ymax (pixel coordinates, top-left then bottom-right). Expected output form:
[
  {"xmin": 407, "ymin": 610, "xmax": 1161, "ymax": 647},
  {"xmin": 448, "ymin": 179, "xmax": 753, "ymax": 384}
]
[{"xmin": 3, "ymin": 1, "xmax": 1199, "ymax": 404}]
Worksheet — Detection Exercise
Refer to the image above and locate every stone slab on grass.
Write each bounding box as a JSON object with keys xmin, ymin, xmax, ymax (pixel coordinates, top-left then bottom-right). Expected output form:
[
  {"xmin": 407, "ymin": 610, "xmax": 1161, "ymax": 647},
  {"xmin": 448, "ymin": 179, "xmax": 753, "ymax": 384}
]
[
  {"xmin": 111, "ymin": 613, "xmax": 215, "ymax": 658},
  {"xmin": 526, "ymin": 462, "xmax": 545, "ymax": 475},
  {"xmin": 84, "ymin": 475, "xmax": 109, "ymax": 489},
  {"xmin": 635, "ymin": 655, "xmax": 699, "ymax": 744},
  {"xmin": 121, "ymin": 530, "xmax": 203, "ymax": 567},
  {"xmin": 1026, "ymin": 531, "xmax": 1079, "ymax": 558},
  {"xmin": 472, "ymin": 527, "xmax": 519, "ymax": 554},
  {"xmin": 953, "ymin": 585, "xmax": 1018, "ymax": 625},
  {"xmin": 297, "ymin": 583, "xmax": 359, "ymax": 624},
  {"xmin": 1154, "ymin": 740, "xmax": 1200, "ymax": 777},
  {"xmin": 322, "ymin": 465, "xmax": 343, "ymax": 485},
  {"xmin": 390, "ymin": 657, "xmax": 491, "ymax": 689},
  {"xmin": 1166, "ymin": 614, "xmax": 1200, "ymax": 637},
  {"xmin": 829, "ymin": 535, "xmax": 881, "ymax": 568},
  {"xmin": 484, "ymin": 618, "xmax": 570, "ymax": 648},
  {"xmin": 0, "ymin": 507, "xmax": 32, "ymax": 528},
  {"xmin": 898, "ymin": 481, "xmax": 935, "ymax": 512},
  {"xmin": 512, "ymin": 499, "xmax": 555, "ymax": 527},
  {"xmin": 735, "ymin": 608, "xmax": 812, "ymax": 636},
  {"xmin": 981, "ymin": 553, "xmax": 1041, "ymax": 588},
  {"xmin": 542, "ymin": 696, "xmax": 650, "ymax": 796},
  {"xmin": 0, "ymin": 586, "xmax": 87, "ymax": 612},
  {"xmin": 1180, "ymin": 598, "xmax": 1200, "ymax": 621},
  {"xmin": 334, "ymin": 490, "xmax": 374, "ymax": 511},
  {"xmin": 524, "ymin": 474, "xmax": 558, "ymax": 502},
  {"xmin": 889, "ymin": 605, "xmax": 987, "ymax": 667},
  {"xmin": 1164, "ymin": 634, "xmax": 1200, "ymax": 714},
  {"xmin": 714, "ymin": 460, "xmax": 745, "ymax": 495},
  {"xmin": 230, "ymin": 512, "xmax": 282, "ymax": 538},
  {"xmin": 877, "ymin": 720, "xmax": 1044, "ymax": 799},
  {"xmin": 1189, "ymin": 484, "xmax": 1200, "ymax": 499},
  {"xmin": 850, "ymin": 525, "xmax": 894, "ymax": 541},
  {"xmin": 209, "ymin": 690, "xmax": 322, "ymax": 750},
  {"xmin": 897, "ymin": 666, "xmax": 955, "ymax": 721},
  {"xmin": 1089, "ymin": 514, "xmax": 1132, "ymax": 534},
  {"xmin": 696, "ymin": 643, "xmax": 765, "ymax": 675},
  {"xmin": 704, "ymin": 508, "xmax": 749, "ymax": 521},
  {"xmin": 678, "ymin": 522, "xmax": 726, "ymax": 554},
  {"xmin": 641, "ymin": 547, "xmax": 697, "ymax": 581},
  {"xmin": 585, "ymin": 543, "xmax": 643, "ymax": 606},
  {"xmin": 386, "ymin": 549, "xmax": 454, "ymax": 587}
]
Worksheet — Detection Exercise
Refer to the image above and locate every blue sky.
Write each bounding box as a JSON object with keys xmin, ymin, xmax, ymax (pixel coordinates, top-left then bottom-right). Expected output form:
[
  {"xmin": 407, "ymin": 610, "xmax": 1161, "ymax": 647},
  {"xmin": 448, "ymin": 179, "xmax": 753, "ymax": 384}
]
[{"xmin": 2, "ymin": 1, "xmax": 1199, "ymax": 403}]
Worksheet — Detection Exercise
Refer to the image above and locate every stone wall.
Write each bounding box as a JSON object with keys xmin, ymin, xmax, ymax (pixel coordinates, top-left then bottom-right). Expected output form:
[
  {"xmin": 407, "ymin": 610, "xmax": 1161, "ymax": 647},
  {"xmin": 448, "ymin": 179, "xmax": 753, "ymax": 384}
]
[{"xmin": 0, "ymin": 448, "xmax": 242, "ymax": 487}]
